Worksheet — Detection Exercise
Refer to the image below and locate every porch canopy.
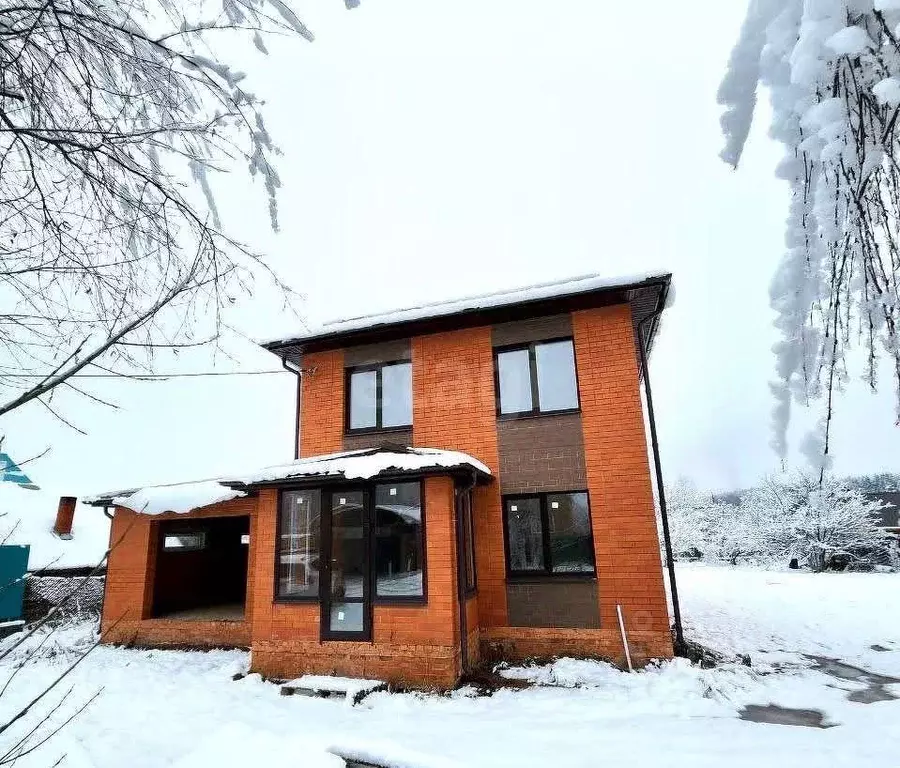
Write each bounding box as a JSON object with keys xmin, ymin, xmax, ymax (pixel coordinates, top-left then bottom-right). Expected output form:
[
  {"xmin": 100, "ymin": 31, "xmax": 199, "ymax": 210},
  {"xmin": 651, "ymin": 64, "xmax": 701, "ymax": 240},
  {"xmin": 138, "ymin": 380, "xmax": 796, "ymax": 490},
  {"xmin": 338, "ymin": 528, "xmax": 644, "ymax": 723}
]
[{"xmin": 83, "ymin": 445, "xmax": 492, "ymax": 515}]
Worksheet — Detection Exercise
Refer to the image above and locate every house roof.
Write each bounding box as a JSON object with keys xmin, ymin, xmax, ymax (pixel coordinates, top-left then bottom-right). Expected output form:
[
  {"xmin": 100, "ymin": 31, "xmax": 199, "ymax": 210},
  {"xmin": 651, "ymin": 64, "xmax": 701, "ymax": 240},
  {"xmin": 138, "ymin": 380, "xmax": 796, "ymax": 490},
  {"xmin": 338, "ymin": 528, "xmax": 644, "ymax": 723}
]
[
  {"xmin": 263, "ymin": 271, "xmax": 672, "ymax": 364},
  {"xmin": 0, "ymin": 485, "xmax": 111, "ymax": 572},
  {"xmin": 83, "ymin": 446, "xmax": 492, "ymax": 515}
]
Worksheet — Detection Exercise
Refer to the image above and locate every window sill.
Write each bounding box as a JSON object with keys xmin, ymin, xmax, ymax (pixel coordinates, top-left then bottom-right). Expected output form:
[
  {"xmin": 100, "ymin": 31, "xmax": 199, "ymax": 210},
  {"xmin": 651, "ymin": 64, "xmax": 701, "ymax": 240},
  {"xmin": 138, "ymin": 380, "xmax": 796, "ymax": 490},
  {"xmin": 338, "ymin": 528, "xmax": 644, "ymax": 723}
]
[
  {"xmin": 344, "ymin": 425, "xmax": 413, "ymax": 437},
  {"xmin": 506, "ymin": 573, "xmax": 596, "ymax": 584},
  {"xmin": 273, "ymin": 595, "xmax": 319, "ymax": 604},
  {"xmin": 497, "ymin": 408, "xmax": 580, "ymax": 422},
  {"xmin": 374, "ymin": 596, "xmax": 427, "ymax": 606}
]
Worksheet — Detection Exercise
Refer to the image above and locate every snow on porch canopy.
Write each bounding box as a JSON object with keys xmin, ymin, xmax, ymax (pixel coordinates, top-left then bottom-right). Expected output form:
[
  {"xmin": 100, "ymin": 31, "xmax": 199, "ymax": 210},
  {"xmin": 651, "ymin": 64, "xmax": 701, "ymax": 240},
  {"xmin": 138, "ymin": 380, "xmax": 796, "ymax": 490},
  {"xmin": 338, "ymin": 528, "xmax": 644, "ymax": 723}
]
[{"xmin": 82, "ymin": 446, "xmax": 492, "ymax": 516}]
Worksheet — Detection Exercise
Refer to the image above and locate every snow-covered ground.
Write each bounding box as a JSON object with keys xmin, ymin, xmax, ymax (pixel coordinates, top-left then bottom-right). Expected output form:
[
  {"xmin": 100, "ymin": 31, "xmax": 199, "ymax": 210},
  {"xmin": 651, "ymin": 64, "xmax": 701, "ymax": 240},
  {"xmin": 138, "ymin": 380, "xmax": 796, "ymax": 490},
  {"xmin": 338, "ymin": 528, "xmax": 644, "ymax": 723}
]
[{"xmin": 1, "ymin": 564, "xmax": 897, "ymax": 767}]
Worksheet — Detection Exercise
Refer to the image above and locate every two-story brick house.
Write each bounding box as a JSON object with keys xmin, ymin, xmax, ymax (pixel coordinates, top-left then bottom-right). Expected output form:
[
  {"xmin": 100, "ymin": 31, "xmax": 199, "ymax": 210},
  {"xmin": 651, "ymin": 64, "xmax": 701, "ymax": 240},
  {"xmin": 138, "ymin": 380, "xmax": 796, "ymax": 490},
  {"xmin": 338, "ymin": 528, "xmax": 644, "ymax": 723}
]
[{"xmin": 87, "ymin": 271, "xmax": 674, "ymax": 688}]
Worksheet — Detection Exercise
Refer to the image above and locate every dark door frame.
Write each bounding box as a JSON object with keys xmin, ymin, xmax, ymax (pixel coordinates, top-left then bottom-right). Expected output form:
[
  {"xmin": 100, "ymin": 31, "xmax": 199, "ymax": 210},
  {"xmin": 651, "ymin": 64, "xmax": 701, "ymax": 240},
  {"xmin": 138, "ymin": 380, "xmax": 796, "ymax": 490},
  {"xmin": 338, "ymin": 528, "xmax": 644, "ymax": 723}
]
[{"xmin": 320, "ymin": 487, "xmax": 373, "ymax": 642}]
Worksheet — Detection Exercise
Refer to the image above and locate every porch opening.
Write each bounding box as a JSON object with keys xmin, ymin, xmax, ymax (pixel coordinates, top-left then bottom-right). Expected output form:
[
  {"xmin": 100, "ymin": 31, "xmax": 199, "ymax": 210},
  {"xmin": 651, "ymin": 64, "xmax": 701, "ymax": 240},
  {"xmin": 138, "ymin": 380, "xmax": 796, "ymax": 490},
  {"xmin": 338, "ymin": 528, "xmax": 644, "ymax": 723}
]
[{"xmin": 152, "ymin": 516, "xmax": 250, "ymax": 621}]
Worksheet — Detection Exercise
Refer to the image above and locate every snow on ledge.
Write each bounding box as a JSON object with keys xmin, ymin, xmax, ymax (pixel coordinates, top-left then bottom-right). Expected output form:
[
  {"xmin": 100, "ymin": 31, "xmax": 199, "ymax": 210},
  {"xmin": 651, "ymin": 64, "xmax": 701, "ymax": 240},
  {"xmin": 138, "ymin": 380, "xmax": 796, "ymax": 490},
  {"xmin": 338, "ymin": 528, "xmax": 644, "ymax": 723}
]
[
  {"xmin": 110, "ymin": 481, "xmax": 246, "ymax": 516},
  {"xmin": 86, "ymin": 447, "xmax": 491, "ymax": 516},
  {"xmin": 233, "ymin": 447, "xmax": 491, "ymax": 486},
  {"xmin": 263, "ymin": 270, "xmax": 671, "ymax": 347}
]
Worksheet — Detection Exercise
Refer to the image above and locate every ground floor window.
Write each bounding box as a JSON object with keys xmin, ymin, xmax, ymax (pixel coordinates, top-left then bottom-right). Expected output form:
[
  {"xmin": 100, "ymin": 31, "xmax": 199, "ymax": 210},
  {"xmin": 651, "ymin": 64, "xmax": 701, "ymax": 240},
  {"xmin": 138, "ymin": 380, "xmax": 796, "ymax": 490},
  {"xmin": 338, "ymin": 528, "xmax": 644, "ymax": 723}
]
[
  {"xmin": 374, "ymin": 481, "xmax": 424, "ymax": 598},
  {"xmin": 459, "ymin": 488, "xmax": 477, "ymax": 593},
  {"xmin": 277, "ymin": 490, "xmax": 321, "ymax": 599},
  {"xmin": 276, "ymin": 481, "xmax": 426, "ymax": 607},
  {"xmin": 503, "ymin": 491, "xmax": 595, "ymax": 577}
]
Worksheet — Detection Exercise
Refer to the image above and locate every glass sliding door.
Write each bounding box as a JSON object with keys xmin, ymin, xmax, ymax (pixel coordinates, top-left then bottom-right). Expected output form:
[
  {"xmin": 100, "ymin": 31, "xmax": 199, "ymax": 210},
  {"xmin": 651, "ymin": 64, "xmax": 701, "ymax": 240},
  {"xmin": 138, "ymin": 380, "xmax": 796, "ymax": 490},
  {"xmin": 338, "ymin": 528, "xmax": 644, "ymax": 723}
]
[{"xmin": 323, "ymin": 489, "xmax": 371, "ymax": 640}]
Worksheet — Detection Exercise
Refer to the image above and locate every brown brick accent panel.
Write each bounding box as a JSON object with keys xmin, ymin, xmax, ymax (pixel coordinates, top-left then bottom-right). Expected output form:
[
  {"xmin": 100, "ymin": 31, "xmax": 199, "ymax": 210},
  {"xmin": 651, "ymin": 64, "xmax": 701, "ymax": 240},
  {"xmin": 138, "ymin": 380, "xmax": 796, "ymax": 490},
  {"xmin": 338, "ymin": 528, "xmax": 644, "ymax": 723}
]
[
  {"xmin": 411, "ymin": 328, "xmax": 505, "ymax": 629},
  {"xmin": 491, "ymin": 314, "xmax": 572, "ymax": 347},
  {"xmin": 572, "ymin": 305, "xmax": 672, "ymax": 657},
  {"xmin": 481, "ymin": 627, "xmax": 672, "ymax": 668},
  {"xmin": 496, "ymin": 413, "xmax": 587, "ymax": 494},
  {"xmin": 249, "ymin": 478, "xmax": 464, "ymax": 688},
  {"xmin": 299, "ymin": 349, "xmax": 344, "ymax": 457},
  {"xmin": 101, "ymin": 497, "xmax": 258, "ymax": 649},
  {"xmin": 342, "ymin": 428, "xmax": 413, "ymax": 452},
  {"xmin": 343, "ymin": 339, "xmax": 410, "ymax": 367},
  {"xmin": 506, "ymin": 581, "xmax": 600, "ymax": 629}
]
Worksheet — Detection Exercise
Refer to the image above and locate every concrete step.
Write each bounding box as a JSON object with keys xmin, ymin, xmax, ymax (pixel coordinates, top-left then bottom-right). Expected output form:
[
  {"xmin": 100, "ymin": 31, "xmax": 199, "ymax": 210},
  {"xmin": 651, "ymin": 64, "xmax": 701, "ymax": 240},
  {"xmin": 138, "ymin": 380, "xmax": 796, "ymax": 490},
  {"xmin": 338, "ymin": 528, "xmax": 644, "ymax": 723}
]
[{"xmin": 280, "ymin": 674, "xmax": 387, "ymax": 705}]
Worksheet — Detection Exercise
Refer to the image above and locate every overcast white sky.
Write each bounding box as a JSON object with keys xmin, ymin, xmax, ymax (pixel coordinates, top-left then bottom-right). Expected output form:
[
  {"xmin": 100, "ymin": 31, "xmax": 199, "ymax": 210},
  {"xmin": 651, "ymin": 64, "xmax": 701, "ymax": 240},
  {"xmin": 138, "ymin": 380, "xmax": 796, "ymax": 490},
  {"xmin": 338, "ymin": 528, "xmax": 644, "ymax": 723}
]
[{"xmin": 4, "ymin": 0, "xmax": 900, "ymax": 514}]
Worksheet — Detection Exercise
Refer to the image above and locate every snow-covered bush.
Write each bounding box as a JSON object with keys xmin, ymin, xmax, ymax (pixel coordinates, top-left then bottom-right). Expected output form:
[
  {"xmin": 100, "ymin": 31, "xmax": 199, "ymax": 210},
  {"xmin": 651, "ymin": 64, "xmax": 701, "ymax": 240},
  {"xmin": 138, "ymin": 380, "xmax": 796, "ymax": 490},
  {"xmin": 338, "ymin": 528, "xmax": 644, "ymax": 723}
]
[{"xmin": 667, "ymin": 473, "xmax": 894, "ymax": 571}]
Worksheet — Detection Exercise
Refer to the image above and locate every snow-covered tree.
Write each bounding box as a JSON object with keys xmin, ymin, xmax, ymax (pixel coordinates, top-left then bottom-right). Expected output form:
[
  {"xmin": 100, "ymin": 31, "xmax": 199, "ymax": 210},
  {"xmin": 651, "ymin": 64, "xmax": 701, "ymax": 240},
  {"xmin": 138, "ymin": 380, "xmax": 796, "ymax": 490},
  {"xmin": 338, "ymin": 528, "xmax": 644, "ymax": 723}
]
[
  {"xmin": 736, "ymin": 471, "xmax": 891, "ymax": 570},
  {"xmin": 0, "ymin": 0, "xmax": 355, "ymax": 423},
  {"xmin": 719, "ymin": 1, "xmax": 900, "ymax": 472}
]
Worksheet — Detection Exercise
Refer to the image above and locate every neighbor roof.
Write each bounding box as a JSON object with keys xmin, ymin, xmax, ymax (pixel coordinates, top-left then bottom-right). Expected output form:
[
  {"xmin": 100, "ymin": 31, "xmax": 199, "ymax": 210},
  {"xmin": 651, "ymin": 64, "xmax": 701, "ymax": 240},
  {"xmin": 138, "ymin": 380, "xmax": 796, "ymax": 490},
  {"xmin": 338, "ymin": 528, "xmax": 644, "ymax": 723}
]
[
  {"xmin": 263, "ymin": 271, "xmax": 672, "ymax": 363},
  {"xmin": 83, "ymin": 446, "xmax": 492, "ymax": 515}
]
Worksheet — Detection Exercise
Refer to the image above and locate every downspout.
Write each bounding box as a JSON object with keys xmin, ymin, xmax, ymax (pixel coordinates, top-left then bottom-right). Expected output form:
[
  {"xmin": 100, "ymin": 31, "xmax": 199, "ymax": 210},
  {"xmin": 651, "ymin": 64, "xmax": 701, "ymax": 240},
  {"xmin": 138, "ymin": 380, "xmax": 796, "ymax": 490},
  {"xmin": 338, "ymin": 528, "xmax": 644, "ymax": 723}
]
[
  {"xmin": 454, "ymin": 471, "xmax": 478, "ymax": 677},
  {"xmin": 281, "ymin": 357, "xmax": 302, "ymax": 460},
  {"xmin": 637, "ymin": 303, "xmax": 685, "ymax": 655}
]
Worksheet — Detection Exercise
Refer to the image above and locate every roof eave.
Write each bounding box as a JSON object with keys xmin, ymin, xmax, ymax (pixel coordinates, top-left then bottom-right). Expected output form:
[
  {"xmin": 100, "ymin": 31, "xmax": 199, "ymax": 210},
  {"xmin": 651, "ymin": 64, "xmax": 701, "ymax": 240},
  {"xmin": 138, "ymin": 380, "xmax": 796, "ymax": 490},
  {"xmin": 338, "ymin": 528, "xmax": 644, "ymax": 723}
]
[{"xmin": 263, "ymin": 274, "xmax": 672, "ymax": 359}]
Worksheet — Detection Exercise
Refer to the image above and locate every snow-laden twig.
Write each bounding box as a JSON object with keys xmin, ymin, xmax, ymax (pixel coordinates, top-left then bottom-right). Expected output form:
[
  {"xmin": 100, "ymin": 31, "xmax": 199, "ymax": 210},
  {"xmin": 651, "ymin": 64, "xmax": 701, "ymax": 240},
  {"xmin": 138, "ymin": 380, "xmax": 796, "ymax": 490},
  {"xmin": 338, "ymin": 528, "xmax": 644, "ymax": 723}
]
[{"xmin": 720, "ymin": 2, "xmax": 900, "ymax": 469}]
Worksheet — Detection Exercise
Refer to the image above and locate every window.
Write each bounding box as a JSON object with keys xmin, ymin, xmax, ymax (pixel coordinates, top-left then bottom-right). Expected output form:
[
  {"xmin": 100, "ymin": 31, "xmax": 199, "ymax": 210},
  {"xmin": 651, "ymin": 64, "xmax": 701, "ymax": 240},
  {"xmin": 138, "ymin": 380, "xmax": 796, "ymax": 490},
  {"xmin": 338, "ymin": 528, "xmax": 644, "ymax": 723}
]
[
  {"xmin": 347, "ymin": 361, "xmax": 412, "ymax": 431},
  {"xmin": 162, "ymin": 532, "xmax": 206, "ymax": 552},
  {"xmin": 460, "ymin": 489, "xmax": 477, "ymax": 593},
  {"xmin": 503, "ymin": 492, "xmax": 594, "ymax": 576},
  {"xmin": 277, "ymin": 489, "xmax": 321, "ymax": 598},
  {"xmin": 374, "ymin": 482, "xmax": 424, "ymax": 599},
  {"xmin": 495, "ymin": 339, "xmax": 578, "ymax": 417}
]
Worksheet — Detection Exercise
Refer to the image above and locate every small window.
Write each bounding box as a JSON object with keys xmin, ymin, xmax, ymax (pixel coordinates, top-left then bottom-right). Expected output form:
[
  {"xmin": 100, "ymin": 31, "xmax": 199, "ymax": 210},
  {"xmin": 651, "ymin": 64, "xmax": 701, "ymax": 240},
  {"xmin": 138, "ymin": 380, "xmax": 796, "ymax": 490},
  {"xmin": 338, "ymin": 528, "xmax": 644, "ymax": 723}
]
[
  {"xmin": 503, "ymin": 492, "xmax": 595, "ymax": 576},
  {"xmin": 460, "ymin": 489, "xmax": 477, "ymax": 593},
  {"xmin": 495, "ymin": 339, "xmax": 579, "ymax": 417},
  {"xmin": 277, "ymin": 490, "xmax": 321, "ymax": 598},
  {"xmin": 347, "ymin": 361, "xmax": 412, "ymax": 431},
  {"xmin": 163, "ymin": 532, "xmax": 206, "ymax": 552},
  {"xmin": 374, "ymin": 482, "xmax": 424, "ymax": 599}
]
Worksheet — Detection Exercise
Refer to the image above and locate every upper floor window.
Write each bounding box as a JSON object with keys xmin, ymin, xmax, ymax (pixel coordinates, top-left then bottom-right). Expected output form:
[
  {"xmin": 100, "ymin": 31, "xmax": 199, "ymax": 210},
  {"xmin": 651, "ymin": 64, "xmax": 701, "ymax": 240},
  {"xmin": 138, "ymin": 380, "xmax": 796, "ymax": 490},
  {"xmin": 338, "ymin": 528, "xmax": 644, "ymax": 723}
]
[
  {"xmin": 494, "ymin": 338, "xmax": 579, "ymax": 417},
  {"xmin": 346, "ymin": 361, "xmax": 412, "ymax": 431},
  {"xmin": 503, "ymin": 491, "xmax": 595, "ymax": 577}
]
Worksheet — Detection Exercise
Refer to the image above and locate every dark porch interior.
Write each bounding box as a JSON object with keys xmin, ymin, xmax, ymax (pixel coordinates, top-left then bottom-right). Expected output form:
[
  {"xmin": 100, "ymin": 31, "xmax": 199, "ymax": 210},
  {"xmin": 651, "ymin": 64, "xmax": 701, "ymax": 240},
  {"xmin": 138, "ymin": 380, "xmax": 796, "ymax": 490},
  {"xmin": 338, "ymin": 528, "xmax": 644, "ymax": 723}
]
[{"xmin": 152, "ymin": 516, "xmax": 250, "ymax": 621}]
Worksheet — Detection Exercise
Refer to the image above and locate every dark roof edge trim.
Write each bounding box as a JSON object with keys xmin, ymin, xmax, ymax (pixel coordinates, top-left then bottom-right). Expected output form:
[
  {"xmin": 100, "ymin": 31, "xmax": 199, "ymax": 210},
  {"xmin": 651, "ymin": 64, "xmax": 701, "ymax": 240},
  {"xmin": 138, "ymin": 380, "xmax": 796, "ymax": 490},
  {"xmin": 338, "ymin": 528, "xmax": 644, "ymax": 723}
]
[{"xmin": 264, "ymin": 274, "xmax": 672, "ymax": 356}]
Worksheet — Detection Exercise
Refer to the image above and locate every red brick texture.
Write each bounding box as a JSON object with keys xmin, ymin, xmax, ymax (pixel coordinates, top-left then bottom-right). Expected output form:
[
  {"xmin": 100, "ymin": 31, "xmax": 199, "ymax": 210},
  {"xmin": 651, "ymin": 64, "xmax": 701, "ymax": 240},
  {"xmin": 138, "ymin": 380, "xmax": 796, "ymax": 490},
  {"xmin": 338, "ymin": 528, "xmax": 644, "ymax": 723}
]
[
  {"xmin": 299, "ymin": 349, "xmax": 344, "ymax": 457},
  {"xmin": 100, "ymin": 302, "xmax": 673, "ymax": 685},
  {"xmin": 572, "ymin": 304, "xmax": 673, "ymax": 654},
  {"xmin": 101, "ymin": 497, "xmax": 257, "ymax": 649},
  {"xmin": 411, "ymin": 328, "xmax": 506, "ymax": 630},
  {"xmin": 248, "ymin": 479, "xmax": 463, "ymax": 687}
]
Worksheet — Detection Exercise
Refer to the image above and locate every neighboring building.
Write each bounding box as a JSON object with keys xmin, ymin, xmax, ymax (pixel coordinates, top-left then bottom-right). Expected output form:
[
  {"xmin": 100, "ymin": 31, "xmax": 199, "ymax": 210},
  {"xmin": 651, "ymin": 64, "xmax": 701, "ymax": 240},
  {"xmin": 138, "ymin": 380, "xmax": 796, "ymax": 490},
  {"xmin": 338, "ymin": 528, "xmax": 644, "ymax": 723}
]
[
  {"xmin": 86, "ymin": 272, "xmax": 674, "ymax": 688},
  {"xmin": 0, "ymin": 487, "xmax": 110, "ymax": 623},
  {"xmin": 866, "ymin": 491, "xmax": 900, "ymax": 534}
]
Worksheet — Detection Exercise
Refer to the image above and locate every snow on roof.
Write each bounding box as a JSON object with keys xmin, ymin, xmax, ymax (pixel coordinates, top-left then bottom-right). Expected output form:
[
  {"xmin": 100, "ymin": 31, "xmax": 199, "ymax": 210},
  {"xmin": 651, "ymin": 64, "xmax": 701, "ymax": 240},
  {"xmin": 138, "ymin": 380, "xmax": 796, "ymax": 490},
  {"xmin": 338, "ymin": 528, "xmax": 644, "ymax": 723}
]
[
  {"xmin": 233, "ymin": 446, "xmax": 491, "ymax": 486},
  {"xmin": 0, "ymin": 485, "xmax": 110, "ymax": 571},
  {"xmin": 264, "ymin": 271, "xmax": 671, "ymax": 348},
  {"xmin": 84, "ymin": 447, "xmax": 491, "ymax": 516},
  {"xmin": 111, "ymin": 480, "xmax": 247, "ymax": 516}
]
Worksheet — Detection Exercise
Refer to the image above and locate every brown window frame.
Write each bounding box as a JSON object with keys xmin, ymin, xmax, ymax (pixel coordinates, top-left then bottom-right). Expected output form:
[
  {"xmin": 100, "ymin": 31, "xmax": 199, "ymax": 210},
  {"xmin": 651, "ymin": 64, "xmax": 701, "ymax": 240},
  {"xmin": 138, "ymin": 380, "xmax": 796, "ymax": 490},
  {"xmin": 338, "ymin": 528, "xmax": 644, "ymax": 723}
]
[
  {"xmin": 344, "ymin": 359, "xmax": 413, "ymax": 434},
  {"xmin": 273, "ymin": 479, "xmax": 428, "ymax": 607},
  {"xmin": 502, "ymin": 491, "xmax": 596, "ymax": 579},
  {"xmin": 460, "ymin": 489, "xmax": 477, "ymax": 596},
  {"xmin": 493, "ymin": 337, "xmax": 581, "ymax": 420}
]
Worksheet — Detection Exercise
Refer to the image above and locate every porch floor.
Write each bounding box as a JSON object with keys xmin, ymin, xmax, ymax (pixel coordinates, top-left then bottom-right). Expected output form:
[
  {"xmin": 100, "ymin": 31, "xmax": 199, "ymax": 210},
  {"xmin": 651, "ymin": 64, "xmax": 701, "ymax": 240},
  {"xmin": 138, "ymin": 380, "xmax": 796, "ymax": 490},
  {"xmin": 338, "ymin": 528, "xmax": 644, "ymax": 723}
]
[{"xmin": 155, "ymin": 603, "xmax": 245, "ymax": 622}]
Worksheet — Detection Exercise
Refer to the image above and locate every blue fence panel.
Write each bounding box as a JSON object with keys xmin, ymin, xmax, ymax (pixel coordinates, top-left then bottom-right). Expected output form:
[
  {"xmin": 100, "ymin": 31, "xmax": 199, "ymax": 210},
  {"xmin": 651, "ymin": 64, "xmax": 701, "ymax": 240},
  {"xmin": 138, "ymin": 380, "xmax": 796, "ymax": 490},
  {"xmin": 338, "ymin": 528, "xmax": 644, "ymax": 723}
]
[{"xmin": 0, "ymin": 545, "xmax": 30, "ymax": 622}]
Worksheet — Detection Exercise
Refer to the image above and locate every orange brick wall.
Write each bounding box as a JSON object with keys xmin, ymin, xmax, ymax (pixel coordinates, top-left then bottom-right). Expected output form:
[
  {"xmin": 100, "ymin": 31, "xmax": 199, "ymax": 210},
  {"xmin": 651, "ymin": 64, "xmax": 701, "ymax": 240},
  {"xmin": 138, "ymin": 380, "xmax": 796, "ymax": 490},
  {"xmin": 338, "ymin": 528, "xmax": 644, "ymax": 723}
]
[
  {"xmin": 299, "ymin": 349, "xmax": 344, "ymax": 457},
  {"xmin": 100, "ymin": 302, "xmax": 673, "ymax": 683},
  {"xmin": 411, "ymin": 328, "xmax": 506, "ymax": 629},
  {"xmin": 572, "ymin": 305, "xmax": 672, "ymax": 652},
  {"xmin": 248, "ymin": 477, "xmax": 463, "ymax": 688},
  {"xmin": 101, "ymin": 497, "xmax": 257, "ymax": 648}
]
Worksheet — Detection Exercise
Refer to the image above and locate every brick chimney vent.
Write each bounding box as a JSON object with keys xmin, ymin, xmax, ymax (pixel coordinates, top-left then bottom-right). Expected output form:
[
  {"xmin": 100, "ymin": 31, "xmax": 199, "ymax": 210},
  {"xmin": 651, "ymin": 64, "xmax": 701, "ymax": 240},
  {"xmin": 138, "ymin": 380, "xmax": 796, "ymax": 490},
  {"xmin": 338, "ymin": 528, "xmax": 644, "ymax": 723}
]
[{"xmin": 54, "ymin": 496, "xmax": 77, "ymax": 540}]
